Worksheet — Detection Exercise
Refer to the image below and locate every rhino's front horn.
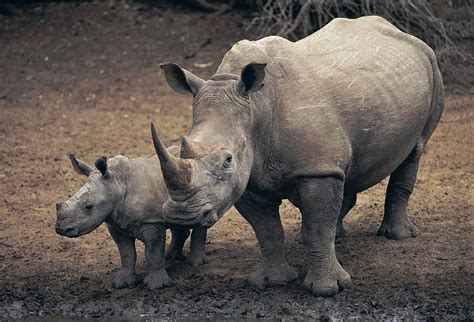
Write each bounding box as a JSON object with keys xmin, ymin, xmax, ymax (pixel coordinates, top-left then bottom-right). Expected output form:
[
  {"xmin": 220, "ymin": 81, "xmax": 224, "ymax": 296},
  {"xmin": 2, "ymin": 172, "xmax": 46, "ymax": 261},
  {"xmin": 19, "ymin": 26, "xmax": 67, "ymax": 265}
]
[
  {"xmin": 150, "ymin": 123, "xmax": 194, "ymax": 192},
  {"xmin": 180, "ymin": 136, "xmax": 206, "ymax": 159}
]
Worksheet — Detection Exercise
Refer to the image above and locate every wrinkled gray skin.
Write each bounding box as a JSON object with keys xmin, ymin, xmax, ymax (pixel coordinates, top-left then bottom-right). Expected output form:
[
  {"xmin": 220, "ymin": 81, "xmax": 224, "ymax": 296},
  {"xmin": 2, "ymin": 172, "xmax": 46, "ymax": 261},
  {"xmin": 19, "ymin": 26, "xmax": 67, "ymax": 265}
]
[
  {"xmin": 55, "ymin": 150, "xmax": 208, "ymax": 290},
  {"xmin": 152, "ymin": 16, "xmax": 444, "ymax": 296}
]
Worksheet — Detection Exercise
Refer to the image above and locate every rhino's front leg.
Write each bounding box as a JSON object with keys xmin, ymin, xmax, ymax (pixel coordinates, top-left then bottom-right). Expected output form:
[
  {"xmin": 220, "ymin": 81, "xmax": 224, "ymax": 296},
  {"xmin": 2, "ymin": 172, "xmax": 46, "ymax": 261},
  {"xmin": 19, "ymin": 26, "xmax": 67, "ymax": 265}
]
[
  {"xmin": 107, "ymin": 224, "xmax": 139, "ymax": 289},
  {"xmin": 297, "ymin": 177, "xmax": 352, "ymax": 297},
  {"xmin": 140, "ymin": 224, "xmax": 172, "ymax": 290},
  {"xmin": 166, "ymin": 228, "xmax": 190, "ymax": 261},
  {"xmin": 187, "ymin": 226, "xmax": 207, "ymax": 266},
  {"xmin": 235, "ymin": 192, "xmax": 297, "ymax": 288}
]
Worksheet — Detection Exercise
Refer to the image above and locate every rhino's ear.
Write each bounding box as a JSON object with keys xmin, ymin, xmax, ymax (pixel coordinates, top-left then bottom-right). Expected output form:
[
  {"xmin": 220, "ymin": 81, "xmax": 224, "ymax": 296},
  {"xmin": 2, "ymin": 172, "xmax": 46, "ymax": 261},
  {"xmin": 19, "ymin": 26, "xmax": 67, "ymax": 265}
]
[
  {"xmin": 95, "ymin": 156, "xmax": 110, "ymax": 178},
  {"xmin": 238, "ymin": 62, "xmax": 266, "ymax": 96},
  {"xmin": 69, "ymin": 154, "xmax": 94, "ymax": 177},
  {"xmin": 160, "ymin": 63, "xmax": 205, "ymax": 96}
]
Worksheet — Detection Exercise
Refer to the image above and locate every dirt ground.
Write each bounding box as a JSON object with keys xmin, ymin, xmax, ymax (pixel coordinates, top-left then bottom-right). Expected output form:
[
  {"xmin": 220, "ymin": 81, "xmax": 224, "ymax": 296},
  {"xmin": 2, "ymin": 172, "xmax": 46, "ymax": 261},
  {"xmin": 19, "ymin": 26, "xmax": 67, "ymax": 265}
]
[{"xmin": 0, "ymin": 3, "xmax": 473, "ymax": 320}]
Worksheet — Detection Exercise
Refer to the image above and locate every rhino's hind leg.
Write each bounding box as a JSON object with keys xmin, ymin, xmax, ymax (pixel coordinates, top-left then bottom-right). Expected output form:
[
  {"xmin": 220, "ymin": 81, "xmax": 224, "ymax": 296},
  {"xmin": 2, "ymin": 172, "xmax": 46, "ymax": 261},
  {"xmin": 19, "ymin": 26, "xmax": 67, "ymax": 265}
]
[
  {"xmin": 378, "ymin": 144, "xmax": 423, "ymax": 240},
  {"xmin": 297, "ymin": 177, "xmax": 352, "ymax": 297},
  {"xmin": 336, "ymin": 193, "xmax": 357, "ymax": 238},
  {"xmin": 166, "ymin": 228, "xmax": 190, "ymax": 261},
  {"xmin": 235, "ymin": 192, "xmax": 297, "ymax": 289}
]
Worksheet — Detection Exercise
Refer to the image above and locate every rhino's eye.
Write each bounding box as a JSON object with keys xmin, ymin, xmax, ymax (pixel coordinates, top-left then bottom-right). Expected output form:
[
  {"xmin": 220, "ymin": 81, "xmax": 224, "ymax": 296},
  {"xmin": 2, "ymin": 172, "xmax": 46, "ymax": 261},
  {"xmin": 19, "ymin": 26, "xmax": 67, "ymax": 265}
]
[
  {"xmin": 223, "ymin": 155, "xmax": 233, "ymax": 169},
  {"xmin": 84, "ymin": 203, "xmax": 93, "ymax": 210}
]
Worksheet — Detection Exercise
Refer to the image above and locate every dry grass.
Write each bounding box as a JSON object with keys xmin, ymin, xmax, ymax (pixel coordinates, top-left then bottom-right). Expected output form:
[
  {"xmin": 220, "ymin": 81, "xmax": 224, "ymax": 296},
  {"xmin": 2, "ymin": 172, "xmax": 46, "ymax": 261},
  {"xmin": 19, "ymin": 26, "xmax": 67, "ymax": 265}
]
[{"xmin": 248, "ymin": 0, "xmax": 471, "ymax": 67}]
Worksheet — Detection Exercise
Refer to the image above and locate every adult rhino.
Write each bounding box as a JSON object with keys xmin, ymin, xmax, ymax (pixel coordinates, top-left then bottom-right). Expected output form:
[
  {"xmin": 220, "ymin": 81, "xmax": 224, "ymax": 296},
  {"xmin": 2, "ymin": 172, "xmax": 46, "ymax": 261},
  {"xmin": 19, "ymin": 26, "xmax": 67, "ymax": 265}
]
[{"xmin": 151, "ymin": 16, "xmax": 444, "ymax": 296}]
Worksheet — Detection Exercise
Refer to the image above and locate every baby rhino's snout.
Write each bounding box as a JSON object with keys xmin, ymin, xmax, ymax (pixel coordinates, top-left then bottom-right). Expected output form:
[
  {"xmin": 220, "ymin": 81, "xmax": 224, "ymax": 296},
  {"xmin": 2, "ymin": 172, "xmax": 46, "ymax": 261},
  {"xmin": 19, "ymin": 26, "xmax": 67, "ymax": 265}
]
[{"xmin": 55, "ymin": 201, "xmax": 78, "ymax": 237}]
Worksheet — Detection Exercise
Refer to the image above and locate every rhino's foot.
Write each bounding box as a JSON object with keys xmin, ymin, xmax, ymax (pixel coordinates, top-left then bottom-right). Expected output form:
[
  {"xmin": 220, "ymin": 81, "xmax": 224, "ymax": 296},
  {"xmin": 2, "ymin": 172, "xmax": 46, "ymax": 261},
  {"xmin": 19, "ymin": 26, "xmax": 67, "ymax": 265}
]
[
  {"xmin": 304, "ymin": 261, "xmax": 352, "ymax": 297},
  {"xmin": 248, "ymin": 261, "xmax": 298, "ymax": 289},
  {"xmin": 378, "ymin": 218, "xmax": 419, "ymax": 240},
  {"xmin": 143, "ymin": 269, "xmax": 172, "ymax": 290},
  {"xmin": 186, "ymin": 253, "xmax": 207, "ymax": 267},
  {"xmin": 112, "ymin": 269, "xmax": 139, "ymax": 289},
  {"xmin": 165, "ymin": 247, "xmax": 186, "ymax": 261},
  {"xmin": 336, "ymin": 222, "xmax": 347, "ymax": 238}
]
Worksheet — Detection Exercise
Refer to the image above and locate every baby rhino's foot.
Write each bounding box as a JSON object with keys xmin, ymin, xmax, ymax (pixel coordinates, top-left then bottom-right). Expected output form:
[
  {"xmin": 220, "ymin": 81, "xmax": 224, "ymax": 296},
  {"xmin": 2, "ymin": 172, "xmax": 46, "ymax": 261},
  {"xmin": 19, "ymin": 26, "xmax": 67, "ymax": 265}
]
[
  {"xmin": 248, "ymin": 261, "xmax": 298, "ymax": 289},
  {"xmin": 112, "ymin": 269, "xmax": 139, "ymax": 289},
  {"xmin": 378, "ymin": 217, "xmax": 419, "ymax": 240},
  {"xmin": 143, "ymin": 269, "xmax": 172, "ymax": 290}
]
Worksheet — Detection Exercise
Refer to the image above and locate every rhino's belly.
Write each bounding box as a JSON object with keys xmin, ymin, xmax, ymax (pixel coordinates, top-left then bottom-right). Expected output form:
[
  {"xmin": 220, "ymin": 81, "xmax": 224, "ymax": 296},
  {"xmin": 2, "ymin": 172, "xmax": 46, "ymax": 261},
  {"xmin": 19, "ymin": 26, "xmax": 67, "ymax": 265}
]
[
  {"xmin": 278, "ymin": 79, "xmax": 430, "ymax": 193},
  {"xmin": 344, "ymin": 123, "xmax": 423, "ymax": 193}
]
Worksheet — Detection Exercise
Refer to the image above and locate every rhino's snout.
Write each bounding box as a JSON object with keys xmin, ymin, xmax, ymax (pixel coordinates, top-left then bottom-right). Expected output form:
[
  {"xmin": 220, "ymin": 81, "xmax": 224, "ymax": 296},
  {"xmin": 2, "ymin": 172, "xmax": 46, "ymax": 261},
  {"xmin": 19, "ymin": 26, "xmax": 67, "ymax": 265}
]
[
  {"xmin": 55, "ymin": 201, "xmax": 79, "ymax": 237},
  {"xmin": 200, "ymin": 210, "xmax": 218, "ymax": 228},
  {"xmin": 55, "ymin": 221, "xmax": 79, "ymax": 237}
]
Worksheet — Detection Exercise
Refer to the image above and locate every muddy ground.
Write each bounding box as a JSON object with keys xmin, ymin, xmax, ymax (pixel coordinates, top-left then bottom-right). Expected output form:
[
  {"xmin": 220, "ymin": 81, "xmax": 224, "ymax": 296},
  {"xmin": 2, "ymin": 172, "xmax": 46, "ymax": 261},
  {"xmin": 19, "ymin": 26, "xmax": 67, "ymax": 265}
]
[{"xmin": 0, "ymin": 3, "xmax": 473, "ymax": 320}]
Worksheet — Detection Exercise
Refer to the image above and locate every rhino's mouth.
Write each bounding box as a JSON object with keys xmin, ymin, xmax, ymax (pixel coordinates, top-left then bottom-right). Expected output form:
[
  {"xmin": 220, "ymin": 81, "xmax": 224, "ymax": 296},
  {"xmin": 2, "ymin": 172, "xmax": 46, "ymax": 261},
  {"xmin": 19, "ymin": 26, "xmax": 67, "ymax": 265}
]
[
  {"xmin": 164, "ymin": 202, "xmax": 216, "ymax": 227},
  {"xmin": 55, "ymin": 224, "xmax": 79, "ymax": 237},
  {"xmin": 200, "ymin": 210, "xmax": 218, "ymax": 228}
]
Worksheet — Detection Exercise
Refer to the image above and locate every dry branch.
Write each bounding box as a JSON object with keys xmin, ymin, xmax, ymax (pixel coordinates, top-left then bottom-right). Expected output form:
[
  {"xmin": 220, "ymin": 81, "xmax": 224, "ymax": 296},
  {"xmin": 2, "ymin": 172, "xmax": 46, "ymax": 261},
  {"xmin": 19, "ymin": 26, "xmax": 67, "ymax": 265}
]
[{"xmin": 248, "ymin": 0, "xmax": 466, "ymax": 62}]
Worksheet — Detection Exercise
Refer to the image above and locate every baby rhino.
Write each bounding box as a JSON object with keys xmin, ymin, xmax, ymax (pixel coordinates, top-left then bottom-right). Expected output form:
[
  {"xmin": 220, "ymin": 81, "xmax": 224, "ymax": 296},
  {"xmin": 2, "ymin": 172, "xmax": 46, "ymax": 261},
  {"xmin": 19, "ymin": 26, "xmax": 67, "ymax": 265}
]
[{"xmin": 55, "ymin": 151, "xmax": 208, "ymax": 290}]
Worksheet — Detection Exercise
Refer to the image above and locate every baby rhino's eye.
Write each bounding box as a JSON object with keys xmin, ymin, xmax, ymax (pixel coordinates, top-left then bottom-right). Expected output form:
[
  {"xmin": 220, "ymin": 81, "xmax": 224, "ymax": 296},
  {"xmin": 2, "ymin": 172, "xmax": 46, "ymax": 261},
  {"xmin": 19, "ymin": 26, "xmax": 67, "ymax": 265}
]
[{"xmin": 84, "ymin": 203, "xmax": 93, "ymax": 210}]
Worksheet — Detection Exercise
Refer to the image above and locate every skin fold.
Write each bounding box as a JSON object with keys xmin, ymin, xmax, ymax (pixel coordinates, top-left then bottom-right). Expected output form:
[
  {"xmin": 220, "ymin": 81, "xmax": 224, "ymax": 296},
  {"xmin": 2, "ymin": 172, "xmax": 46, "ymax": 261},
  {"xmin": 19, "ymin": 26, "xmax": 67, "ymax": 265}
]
[{"xmin": 55, "ymin": 150, "xmax": 209, "ymax": 291}]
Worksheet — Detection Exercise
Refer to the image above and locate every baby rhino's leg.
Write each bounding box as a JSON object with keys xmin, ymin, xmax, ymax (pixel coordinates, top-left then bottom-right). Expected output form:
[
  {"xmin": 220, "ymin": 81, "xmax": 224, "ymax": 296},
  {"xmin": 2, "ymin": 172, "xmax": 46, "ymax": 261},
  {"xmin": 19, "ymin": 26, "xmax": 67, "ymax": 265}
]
[{"xmin": 107, "ymin": 224, "xmax": 139, "ymax": 289}]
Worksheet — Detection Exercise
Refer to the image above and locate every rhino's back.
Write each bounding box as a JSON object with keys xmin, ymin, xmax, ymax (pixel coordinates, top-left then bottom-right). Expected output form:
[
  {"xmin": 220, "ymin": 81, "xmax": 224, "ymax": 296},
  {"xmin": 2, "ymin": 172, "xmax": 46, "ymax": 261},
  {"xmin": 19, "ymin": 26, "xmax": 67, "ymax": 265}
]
[
  {"xmin": 222, "ymin": 17, "xmax": 439, "ymax": 192},
  {"xmin": 281, "ymin": 17, "xmax": 435, "ymax": 187}
]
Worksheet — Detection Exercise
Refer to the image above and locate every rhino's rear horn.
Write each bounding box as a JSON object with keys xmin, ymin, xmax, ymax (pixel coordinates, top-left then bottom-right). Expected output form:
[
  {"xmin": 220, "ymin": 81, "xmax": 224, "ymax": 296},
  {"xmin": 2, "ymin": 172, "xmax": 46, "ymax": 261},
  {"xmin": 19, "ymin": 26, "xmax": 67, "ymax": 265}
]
[
  {"xmin": 150, "ymin": 123, "xmax": 195, "ymax": 192},
  {"xmin": 180, "ymin": 136, "xmax": 206, "ymax": 159}
]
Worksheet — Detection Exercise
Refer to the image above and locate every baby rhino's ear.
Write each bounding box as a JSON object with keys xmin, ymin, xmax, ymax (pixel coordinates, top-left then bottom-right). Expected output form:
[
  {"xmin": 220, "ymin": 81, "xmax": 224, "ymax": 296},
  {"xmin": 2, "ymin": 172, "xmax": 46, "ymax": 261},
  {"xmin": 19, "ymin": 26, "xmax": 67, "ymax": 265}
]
[
  {"xmin": 69, "ymin": 154, "xmax": 94, "ymax": 177},
  {"xmin": 95, "ymin": 156, "xmax": 110, "ymax": 178}
]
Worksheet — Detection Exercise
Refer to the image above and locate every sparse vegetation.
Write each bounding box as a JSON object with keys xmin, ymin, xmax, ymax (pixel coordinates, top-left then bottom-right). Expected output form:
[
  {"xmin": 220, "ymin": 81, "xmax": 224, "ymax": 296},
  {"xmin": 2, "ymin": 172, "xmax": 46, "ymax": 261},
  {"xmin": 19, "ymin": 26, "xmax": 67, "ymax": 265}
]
[{"xmin": 247, "ymin": 0, "xmax": 472, "ymax": 90}]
